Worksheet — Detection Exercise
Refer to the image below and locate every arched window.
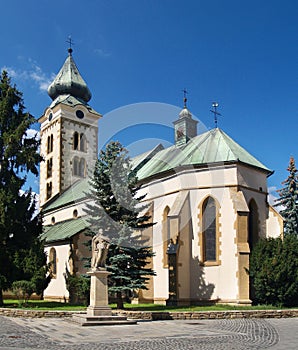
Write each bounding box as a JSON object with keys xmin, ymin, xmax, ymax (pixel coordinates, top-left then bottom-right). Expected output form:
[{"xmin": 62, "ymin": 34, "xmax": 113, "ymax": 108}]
[
  {"xmin": 73, "ymin": 156, "xmax": 79, "ymax": 176},
  {"xmin": 73, "ymin": 132, "xmax": 87, "ymax": 152},
  {"xmin": 47, "ymin": 134, "xmax": 53, "ymax": 154},
  {"xmin": 80, "ymin": 133, "xmax": 87, "ymax": 152},
  {"xmin": 248, "ymin": 200, "xmax": 259, "ymax": 249},
  {"xmin": 201, "ymin": 197, "xmax": 219, "ymax": 263},
  {"xmin": 46, "ymin": 182, "xmax": 52, "ymax": 200},
  {"xmin": 162, "ymin": 206, "xmax": 170, "ymax": 267},
  {"xmin": 79, "ymin": 158, "xmax": 86, "ymax": 177},
  {"xmin": 47, "ymin": 158, "xmax": 53, "ymax": 178},
  {"xmin": 73, "ymin": 132, "xmax": 79, "ymax": 150},
  {"xmin": 73, "ymin": 157, "xmax": 86, "ymax": 178},
  {"xmin": 49, "ymin": 247, "xmax": 57, "ymax": 276}
]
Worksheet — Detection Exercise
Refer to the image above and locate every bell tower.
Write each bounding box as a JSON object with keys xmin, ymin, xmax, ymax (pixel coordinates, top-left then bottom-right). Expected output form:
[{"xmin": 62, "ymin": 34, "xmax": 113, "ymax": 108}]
[
  {"xmin": 173, "ymin": 91, "xmax": 198, "ymax": 147},
  {"xmin": 39, "ymin": 48, "xmax": 102, "ymax": 207}
]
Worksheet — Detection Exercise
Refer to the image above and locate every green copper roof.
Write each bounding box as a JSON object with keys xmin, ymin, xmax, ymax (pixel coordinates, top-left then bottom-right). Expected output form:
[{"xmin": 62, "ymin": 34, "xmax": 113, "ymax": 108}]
[
  {"xmin": 43, "ymin": 179, "xmax": 90, "ymax": 212},
  {"xmin": 40, "ymin": 217, "xmax": 88, "ymax": 243},
  {"xmin": 48, "ymin": 50, "xmax": 91, "ymax": 103},
  {"xmin": 131, "ymin": 144, "xmax": 164, "ymax": 172},
  {"xmin": 136, "ymin": 128, "xmax": 271, "ymax": 180},
  {"xmin": 42, "ymin": 128, "xmax": 271, "ymax": 215}
]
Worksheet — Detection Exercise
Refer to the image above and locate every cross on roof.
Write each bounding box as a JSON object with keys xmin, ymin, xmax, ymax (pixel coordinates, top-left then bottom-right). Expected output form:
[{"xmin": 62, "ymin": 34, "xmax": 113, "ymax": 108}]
[
  {"xmin": 182, "ymin": 88, "xmax": 188, "ymax": 107},
  {"xmin": 66, "ymin": 36, "xmax": 74, "ymax": 54},
  {"xmin": 210, "ymin": 102, "xmax": 222, "ymax": 128}
]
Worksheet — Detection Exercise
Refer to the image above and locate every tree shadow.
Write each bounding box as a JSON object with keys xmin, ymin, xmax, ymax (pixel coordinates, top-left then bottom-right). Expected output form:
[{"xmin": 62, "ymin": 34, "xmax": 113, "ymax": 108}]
[{"xmin": 190, "ymin": 256, "xmax": 215, "ymax": 303}]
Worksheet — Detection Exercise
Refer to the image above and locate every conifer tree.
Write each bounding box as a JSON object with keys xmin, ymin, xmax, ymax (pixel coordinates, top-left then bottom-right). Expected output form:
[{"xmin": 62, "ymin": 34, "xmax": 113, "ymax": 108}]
[
  {"xmin": 275, "ymin": 157, "xmax": 298, "ymax": 235},
  {"xmin": 84, "ymin": 141, "xmax": 155, "ymax": 309},
  {"xmin": 0, "ymin": 71, "xmax": 47, "ymax": 305}
]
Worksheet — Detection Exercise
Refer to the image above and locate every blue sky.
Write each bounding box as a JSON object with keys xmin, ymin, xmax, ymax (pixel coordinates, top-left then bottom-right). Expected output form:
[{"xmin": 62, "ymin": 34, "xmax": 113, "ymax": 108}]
[{"xmin": 1, "ymin": 0, "xmax": 297, "ymax": 196}]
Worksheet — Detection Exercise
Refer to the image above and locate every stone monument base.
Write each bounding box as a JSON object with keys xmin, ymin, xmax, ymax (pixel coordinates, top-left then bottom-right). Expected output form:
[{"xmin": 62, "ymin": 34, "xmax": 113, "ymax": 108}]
[
  {"xmin": 71, "ymin": 268, "xmax": 136, "ymax": 326},
  {"xmin": 71, "ymin": 314, "xmax": 137, "ymax": 326}
]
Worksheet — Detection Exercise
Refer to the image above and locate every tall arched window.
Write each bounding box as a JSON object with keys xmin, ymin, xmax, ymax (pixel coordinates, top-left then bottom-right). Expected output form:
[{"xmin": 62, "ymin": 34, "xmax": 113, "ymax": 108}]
[
  {"xmin": 47, "ymin": 158, "xmax": 53, "ymax": 178},
  {"xmin": 248, "ymin": 199, "xmax": 259, "ymax": 249},
  {"xmin": 47, "ymin": 134, "xmax": 53, "ymax": 154},
  {"xmin": 73, "ymin": 156, "xmax": 79, "ymax": 176},
  {"xmin": 73, "ymin": 157, "xmax": 86, "ymax": 177},
  {"xmin": 73, "ymin": 132, "xmax": 87, "ymax": 152},
  {"xmin": 79, "ymin": 158, "xmax": 86, "ymax": 177},
  {"xmin": 49, "ymin": 247, "xmax": 57, "ymax": 276},
  {"xmin": 201, "ymin": 197, "xmax": 219, "ymax": 263},
  {"xmin": 162, "ymin": 206, "xmax": 170, "ymax": 267},
  {"xmin": 80, "ymin": 133, "xmax": 87, "ymax": 152},
  {"xmin": 46, "ymin": 182, "xmax": 52, "ymax": 200},
  {"xmin": 73, "ymin": 132, "xmax": 79, "ymax": 150}
]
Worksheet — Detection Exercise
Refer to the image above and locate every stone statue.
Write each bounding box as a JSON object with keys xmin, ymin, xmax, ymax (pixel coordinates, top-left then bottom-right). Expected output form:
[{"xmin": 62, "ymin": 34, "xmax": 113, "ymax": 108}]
[{"xmin": 91, "ymin": 230, "xmax": 110, "ymax": 270}]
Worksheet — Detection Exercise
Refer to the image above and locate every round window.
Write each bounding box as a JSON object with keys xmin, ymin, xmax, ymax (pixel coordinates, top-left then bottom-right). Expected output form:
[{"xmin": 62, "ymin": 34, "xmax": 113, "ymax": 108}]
[{"xmin": 76, "ymin": 110, "xmax": 84, "ymax": 119}]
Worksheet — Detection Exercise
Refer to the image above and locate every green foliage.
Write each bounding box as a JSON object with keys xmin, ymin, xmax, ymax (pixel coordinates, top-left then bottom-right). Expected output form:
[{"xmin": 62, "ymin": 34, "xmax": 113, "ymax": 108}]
[
  {"xmin": 64, "ymin": 268, "xmax": 90, "ymax": 305},
  {"xmin": 275, "ymin": 157, "xmax": 298, "ymax": 235},
  {"xmin": 11, "ymin": 280, "xmax": 35, "ymax": 306},
  {"xmin": 0, "ymin": 71, "xmax": 46, "ymax": 305},
  {"xmin": 84, "ymin": 141, "xmax": 155, "ymax": 308},
  {"xmin": 249, "ymin": 235, "xmax": 298, "ymax": 306}
]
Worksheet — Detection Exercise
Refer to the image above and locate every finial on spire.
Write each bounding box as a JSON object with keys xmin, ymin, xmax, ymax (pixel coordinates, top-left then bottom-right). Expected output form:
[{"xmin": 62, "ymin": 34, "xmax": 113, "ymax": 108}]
[
  {"xmin": 210, "ymin": 102, "xmax": 222, "ymax": 128},
  {"xmin": 66, "ymin": 36, "xmax": 74, "ymax": 55},
  {"xmin": 182, "ymin": 88, "xmax": 188, "ymax": 108}
]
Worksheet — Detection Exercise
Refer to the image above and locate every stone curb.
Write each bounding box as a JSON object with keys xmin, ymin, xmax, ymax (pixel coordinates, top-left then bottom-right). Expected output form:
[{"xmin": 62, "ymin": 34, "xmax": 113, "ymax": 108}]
[{"xmin": 0, "ymin": 307, "xmax": 298, "ymax": 319}]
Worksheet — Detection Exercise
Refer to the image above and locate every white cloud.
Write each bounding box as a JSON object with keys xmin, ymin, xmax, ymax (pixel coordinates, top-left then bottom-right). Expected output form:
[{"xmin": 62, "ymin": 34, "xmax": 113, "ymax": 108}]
[
  {"xmin": 19, "ymin": 190, "xmax": 40, "ymax": 216},
  {"xmin": 268, "ymin": 186, "xmax": 283, "ymax": 212},
  {"xmin": 94, "ymin": 48, "xmax": 111, "ymax": 58},
  {"xmin": 26, "ymin": 128, "xmax": 40, "ymax": 140},
  {"xmin": 1, "ymin": 60, "xmax": 55, "ymax": 93}
]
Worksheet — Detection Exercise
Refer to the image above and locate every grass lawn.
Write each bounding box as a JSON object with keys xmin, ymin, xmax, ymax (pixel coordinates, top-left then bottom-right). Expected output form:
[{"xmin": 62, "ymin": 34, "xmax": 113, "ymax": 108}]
[{"xmin": 2, "ymin": 299, "xmax": 290, "ymax": 312}]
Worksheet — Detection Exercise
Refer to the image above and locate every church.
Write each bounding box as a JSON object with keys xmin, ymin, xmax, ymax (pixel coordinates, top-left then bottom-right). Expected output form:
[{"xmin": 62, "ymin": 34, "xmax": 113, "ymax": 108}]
[{"xmin": 39, "ymin": 48, "xmax": 283, "ymax": 305}]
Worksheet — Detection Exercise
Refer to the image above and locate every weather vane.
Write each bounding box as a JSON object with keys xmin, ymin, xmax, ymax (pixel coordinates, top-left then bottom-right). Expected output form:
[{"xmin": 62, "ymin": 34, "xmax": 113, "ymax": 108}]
[
  {"xmin": 210, "ymin": 102, "xmax": 222, "ymax": 128},
  {"xmin": 66, "ymin": 36, "xmax": 74, "ymax": 54},
  {"xmin": 182, "ymin": 88, "xmax": 188, "ymax": 107}
]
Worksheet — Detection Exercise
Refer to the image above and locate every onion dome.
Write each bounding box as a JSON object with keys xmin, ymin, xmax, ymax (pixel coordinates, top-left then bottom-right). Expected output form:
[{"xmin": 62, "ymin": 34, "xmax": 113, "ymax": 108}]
[{"xmin": 48, "ymin": 48, "xmax": 91, "ymax": 103}]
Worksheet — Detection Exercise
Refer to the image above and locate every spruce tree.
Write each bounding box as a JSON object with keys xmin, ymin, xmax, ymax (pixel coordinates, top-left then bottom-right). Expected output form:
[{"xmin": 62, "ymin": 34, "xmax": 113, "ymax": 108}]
[
  {"xmin": 0, "ymin": 71, "xmax": 47, "ymax": 305},
  {"xmin": 275, "ymin": 157, "xmax": 298, "ymax": 235},
  {"xmin": 84, "ymin": 141, "xmax": 155, "ymax": 309}
]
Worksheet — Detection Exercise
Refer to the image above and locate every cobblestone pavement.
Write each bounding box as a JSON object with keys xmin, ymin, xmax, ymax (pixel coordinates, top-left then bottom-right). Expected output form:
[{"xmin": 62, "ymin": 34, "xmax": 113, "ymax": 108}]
[{"xmin": 0, "ymin": 316, "xmax": 297, "ymax": 349}]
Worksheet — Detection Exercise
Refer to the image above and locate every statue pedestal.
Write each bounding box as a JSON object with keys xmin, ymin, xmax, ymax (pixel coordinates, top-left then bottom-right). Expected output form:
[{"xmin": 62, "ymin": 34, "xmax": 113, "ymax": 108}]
[
  {"xmin": 86, "ymin": 269, "xmax": 112, "ymax": 316},
  {"xmin": 71, "ymin": 268, "xmax": 137, "ymax": 326}
]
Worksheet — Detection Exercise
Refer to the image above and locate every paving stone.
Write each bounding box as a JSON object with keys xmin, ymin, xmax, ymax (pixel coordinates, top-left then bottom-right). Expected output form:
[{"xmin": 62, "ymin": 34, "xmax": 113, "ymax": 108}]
[{"xmin": 0, "ymin": 316, "xmax": 297, "ymax": 349}]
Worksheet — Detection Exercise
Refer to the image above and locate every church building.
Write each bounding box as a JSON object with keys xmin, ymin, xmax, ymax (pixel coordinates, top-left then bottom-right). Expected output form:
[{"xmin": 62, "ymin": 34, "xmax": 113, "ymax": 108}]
[{"xmin": 39, "ymin": 49, "xmax": 283, "ymax": 305}]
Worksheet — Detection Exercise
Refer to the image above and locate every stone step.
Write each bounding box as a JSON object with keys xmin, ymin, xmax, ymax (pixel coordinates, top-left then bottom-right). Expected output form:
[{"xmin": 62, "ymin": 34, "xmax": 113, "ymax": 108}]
[{"xmin": 71, "ymin": 314, "xmax": 137, "ymax": 326}]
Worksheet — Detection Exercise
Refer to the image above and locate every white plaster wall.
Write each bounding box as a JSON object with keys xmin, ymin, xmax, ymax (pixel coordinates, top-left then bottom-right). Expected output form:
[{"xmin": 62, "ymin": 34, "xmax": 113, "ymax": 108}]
[
  {"xmin": 237, "ymin": 164, "xmax": 268, "ymax": 192},
  {"xmin": 44, "ymin": 244, "xmax": 70, "ymax": 300},
  {"xmin": 142, "ymin": 166, "xmax": 242, "ymax": 303},
  {"xmin": 266, "ymin": 206, "xmax": 283, "ymax": 238},
  {"xmin": 43, "ymin": 200, "xmax": 88, "ymax": 225}
]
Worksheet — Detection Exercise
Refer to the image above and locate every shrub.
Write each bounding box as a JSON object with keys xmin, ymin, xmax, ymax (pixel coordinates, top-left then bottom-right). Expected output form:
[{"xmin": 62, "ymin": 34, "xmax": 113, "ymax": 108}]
[
  {"xmin": 65, "ymin": 271, "xmax": 90, "ymax": 305},
  {"xmin": 12, "ymin": 280, "xmax": 35, "ymax": 306},
  {"xmin": 249, "ymin": 235, "xmax": 298, "ymax": 306}
]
